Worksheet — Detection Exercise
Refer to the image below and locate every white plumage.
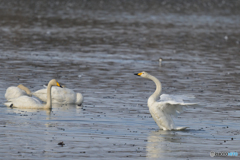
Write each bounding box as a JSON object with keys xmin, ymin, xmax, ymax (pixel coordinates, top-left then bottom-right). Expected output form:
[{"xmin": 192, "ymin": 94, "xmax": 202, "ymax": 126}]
[
  {"xmin": 5, "ymin": 84, "xmax": 32, "ymax": 101},
  {"xmin": 4, "ymin": 96, "xmax": 44, "ymax": 109},
  {"xmin": 135, "ymin": 71, "xmax": 196, "ymax": 131},
  {"xmin": 33, "ymin": 87, "xmax": 83, "ymax": 105},
  {"xmin": 4, "ymin": 79, "xmax": 61, "ymax": 109}
]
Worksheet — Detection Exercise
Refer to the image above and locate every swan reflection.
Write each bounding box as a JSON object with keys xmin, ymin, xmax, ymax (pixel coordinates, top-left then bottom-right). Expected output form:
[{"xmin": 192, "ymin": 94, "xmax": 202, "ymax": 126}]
[{"xmin": 146, "ymin": 130, "xmax": 183, "ymax": 159}]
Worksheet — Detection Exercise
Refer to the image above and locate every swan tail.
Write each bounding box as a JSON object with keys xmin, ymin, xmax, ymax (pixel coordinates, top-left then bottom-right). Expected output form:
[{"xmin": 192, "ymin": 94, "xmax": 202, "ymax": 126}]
[
  {"xmin": 4, "ymin": 102, "xmax": 13, "ymax": 107},
  {"xmin": 76, "ymin": 93, "xmax": 84, "ymax": 105}
]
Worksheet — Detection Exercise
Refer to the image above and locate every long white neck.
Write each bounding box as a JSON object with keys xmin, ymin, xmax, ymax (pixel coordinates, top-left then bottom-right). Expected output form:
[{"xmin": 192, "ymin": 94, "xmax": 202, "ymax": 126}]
[
  {"xmin": 147, "ymin": 74, "xmax": 162, "ymax": 107},
  {"xmin": 18, "ymin": 84, "xmax": 32, "ymax": 96},
  {"xmin": 44, "ymin": 83, "xmax": 53, "ymax": 109}
]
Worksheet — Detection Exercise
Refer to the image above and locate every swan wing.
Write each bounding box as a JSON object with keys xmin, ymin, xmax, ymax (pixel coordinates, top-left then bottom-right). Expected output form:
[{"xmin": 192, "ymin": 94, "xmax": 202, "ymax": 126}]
[
  {"xmin": 157, "ymin": 101, "xmax": 196, "ymax": 117},
  {"xmin": 34, "ymin": 87, "xmax": 65, "ymax": 101},
  {"xmin": 4, "ymin": 96, "xmax": 42, "ymax": 109},
  {"xmin": 150, "ymin": 102, "xmax": 193, "ymax": 130},
  {"xmin": 33, "ymin": 87, "xmax": 77, "ymax": 104},
  {"xmin": 33, "ymin": 87, "xmax": 64, "ymax": 102},
  {"xmin": 50, "ymin": 87, "xmax": 76, "ymax": 103},
  {"xmin": 5, "ymin": 87, "xmax": 27, "ymax": 101},
  {"xmin": 158, "ymin": 94, "xmax": 197, "ymax": 116},
  {"xmin": 155, "ymin": 96, "xmax": 196, "ymax": 130},
  {"xmin": 149, "ymin": 103, "xmax": 175, "ymax": 130},
  {"xmin": 50, "ymin": 87, "xmax": 65, "ymax": 103},
  {"xmin": 33, "ymin": 88, "xmax": 48, "ymax": 102},
  {"xmin": 160, "ymin": 94, "xmax": 195, "ymax": 103}
]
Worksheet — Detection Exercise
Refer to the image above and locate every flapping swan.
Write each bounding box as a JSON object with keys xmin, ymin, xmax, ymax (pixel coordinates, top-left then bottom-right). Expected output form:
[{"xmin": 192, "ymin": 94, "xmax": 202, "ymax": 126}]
[
  {"xmin": 5, "ymin": 84, "xmax": 32, "ymax": 101},
  {"xmin": 4, "ymin": 79, "xmax": 62, "ymax": 109},
  {"xmin": 33, "ymin": 87, "xmax": 83, "ymax": 105},
  {"xmin": 135, "ymin": 71, "xmax": 196, "ymax": 131}
]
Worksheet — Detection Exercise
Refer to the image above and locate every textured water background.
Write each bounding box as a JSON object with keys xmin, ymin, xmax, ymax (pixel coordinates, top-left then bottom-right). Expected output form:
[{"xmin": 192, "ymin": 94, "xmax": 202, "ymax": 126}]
[{"xmin": 0, "ymin": 1, "xmax": 240, "ymax": 159}]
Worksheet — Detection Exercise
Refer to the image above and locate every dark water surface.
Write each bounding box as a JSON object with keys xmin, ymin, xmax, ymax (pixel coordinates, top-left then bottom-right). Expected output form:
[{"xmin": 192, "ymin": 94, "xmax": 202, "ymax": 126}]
[{"xmin": 0, "ymin": 1, "xmax": 240, "ymax": 159}]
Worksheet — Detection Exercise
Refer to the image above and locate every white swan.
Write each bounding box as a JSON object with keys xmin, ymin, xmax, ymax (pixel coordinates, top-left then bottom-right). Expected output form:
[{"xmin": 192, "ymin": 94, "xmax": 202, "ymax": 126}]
[
  {"xmin": 135, "ymin": 71, "xmax": 196, "ymax": 131},
  {"xmin": 4, "ymin": 79, "xmax": 62, "ymax": 109},
  {"xmin": 159, "ymin": 58, "xmax": 162, "ymax": 66},
  {"xmin": 5, "ymin": 84, "xmax": 32, "ymax": 101},
  {"xmin": 33, "ymin": 87, "xmax": 83, "ymax": 105}
]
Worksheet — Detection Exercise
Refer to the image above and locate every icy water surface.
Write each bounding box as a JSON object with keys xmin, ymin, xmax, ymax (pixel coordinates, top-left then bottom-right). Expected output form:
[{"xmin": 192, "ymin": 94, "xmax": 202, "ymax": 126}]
[{"xmin": 0, "ymin": 1, "xmax": 240, "ymax": 159}]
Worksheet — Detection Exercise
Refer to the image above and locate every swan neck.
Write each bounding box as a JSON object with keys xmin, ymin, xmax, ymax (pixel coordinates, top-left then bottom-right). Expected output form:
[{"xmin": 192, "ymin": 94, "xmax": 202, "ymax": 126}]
[
  {"xmin": 18, "ymin": 84, "xmax": 32, "ymax": 96},
  {"xmin": 44, "ymin": 83, "xmax": 52, "ymax": 109},
  {"xmin": 147, "ymin": 74, "xmax": 162, "ymax": 106}
]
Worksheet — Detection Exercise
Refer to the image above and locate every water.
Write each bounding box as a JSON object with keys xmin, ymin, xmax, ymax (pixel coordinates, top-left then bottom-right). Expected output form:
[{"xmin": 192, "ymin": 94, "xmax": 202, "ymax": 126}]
[{"xmin": 0, "ymin": 1, "xmax": 240, "ymax": 159}]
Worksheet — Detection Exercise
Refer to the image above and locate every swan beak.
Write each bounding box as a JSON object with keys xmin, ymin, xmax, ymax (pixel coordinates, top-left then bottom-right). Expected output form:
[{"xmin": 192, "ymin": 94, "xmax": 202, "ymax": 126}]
[
  {"xmin": 57, "ymin": 82, "xmax": 63, "ymax": 88},
  {"xmin": 134, "ymin": 72, "xmax": 142, "ymax": 76}
]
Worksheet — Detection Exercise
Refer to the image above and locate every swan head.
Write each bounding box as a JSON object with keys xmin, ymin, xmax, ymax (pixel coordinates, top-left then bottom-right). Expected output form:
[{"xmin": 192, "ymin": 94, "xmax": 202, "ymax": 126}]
[
  {"xmin": 76, "ymin": 93, "xmax": 84, "ymax": 105},
  {"xmin": 49, "ymin": 79, "xmax": 62, "ymax": 88},
  {"xmin": 134, "ymin": 71, "xmax": 149, "ymax": 78}
]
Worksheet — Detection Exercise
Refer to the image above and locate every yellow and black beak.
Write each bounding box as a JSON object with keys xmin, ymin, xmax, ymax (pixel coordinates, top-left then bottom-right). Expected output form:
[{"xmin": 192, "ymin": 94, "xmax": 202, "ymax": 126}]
[
  {"xmin": 134, "ymin": 72, "xmax": 142, "ymax": 76},
  {"xmin": 57, "ymin": 82, "xmax": 63, "ymax": 88}
]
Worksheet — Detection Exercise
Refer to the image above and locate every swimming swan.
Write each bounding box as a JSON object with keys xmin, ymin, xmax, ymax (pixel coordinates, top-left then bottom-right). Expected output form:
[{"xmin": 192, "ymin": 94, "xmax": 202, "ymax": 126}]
[
  {"xmin": 159, "ymin": 58, "xmax": 162, "ymax": 67},
  {"xmin": 33, "ymin": 87, "xmax": 83, "ymax": 105},
  {"xmin": 4, "ymin": 79, "xmax": 62, "ymax": 109},
  {"xmin": 5, "ymin": 84, "xmax": 32, "ymax": 101},
  {"xmin": 135, "ymin": 71, "xmax": 196, "ymax": 131}
]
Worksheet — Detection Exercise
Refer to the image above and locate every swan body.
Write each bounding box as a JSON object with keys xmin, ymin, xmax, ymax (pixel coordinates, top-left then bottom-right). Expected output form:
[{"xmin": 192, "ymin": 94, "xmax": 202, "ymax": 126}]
[
  {"xmin": 5, "ymin": 84, "xmax": 32, "ymax": 101},
  {"xmin": 33, "ymin": 87, "xmax": 83, "ymax": 105},
  {"xmin": 4, "ymin": 79, "xmax": 61, "ymax": 109},
  {"xmin": 4, "ymin": 96, "xmax": 44, "ymax": 109},
  {"xmin": 135, "ymin": 71, "xmax": 196, "ymax": 131}
]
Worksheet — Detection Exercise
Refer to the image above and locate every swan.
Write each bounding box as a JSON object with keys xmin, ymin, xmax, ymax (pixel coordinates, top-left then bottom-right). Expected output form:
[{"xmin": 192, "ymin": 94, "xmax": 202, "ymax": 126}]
[
  {"xmin": 5, "ymin": 84, "xmax": 32, "ymax": 101},
  {"xmin": 135, "ymin": 71, "xmax": 196, "ymax": 131},
  {"xmin": 4, "ymin": 79, "xmax": 62, "ymax": 109},
  {"xmin": 33, "ymin": 86, "xmax": 83, "ymax": 105},
  {"xmin": 158, "ymin": 58, "xmax": 162, "ymax": 66}
]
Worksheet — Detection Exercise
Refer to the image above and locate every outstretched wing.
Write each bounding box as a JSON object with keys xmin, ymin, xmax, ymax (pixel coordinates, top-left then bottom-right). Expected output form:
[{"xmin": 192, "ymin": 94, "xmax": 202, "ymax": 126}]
[
  {"xmin": 160, "ymin": 94, "xmax": 195, "ymax": 103},
  {"xmin": 149, "ymin": 94, "xmax": 197, "ymax": 130},
  {"xmin": 158, "ymin": 101, "xmax": 196, "ymax": 117},
  {"xmin": 158, "ymin": 94, "xmax": 196, "ymax": 116}
]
